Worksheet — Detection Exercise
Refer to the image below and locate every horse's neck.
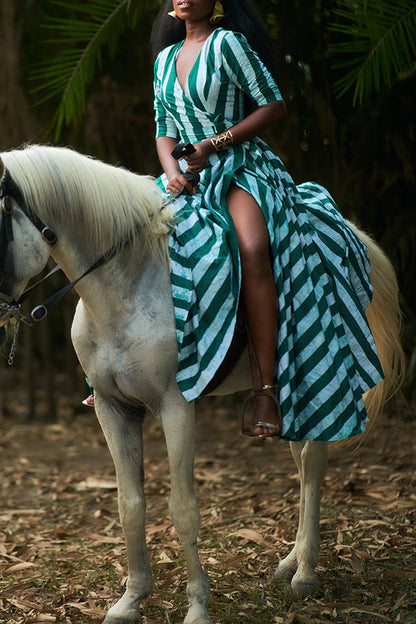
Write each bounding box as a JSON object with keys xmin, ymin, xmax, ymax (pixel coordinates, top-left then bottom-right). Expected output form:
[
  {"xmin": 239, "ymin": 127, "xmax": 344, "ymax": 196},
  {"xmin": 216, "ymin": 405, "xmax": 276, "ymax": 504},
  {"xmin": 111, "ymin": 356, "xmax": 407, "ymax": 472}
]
[{"xmin": 51, "ymin": 237, "xmax": 171, "ymax": 325}]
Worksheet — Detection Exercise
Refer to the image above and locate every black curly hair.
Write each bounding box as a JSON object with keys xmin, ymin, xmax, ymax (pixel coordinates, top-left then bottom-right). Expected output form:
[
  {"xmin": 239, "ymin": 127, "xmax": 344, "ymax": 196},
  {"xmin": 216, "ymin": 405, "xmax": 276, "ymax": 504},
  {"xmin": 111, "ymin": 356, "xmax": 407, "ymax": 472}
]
[{"xmin": 150, "ymin": 0, "xmax": 279, "ymax": 81}]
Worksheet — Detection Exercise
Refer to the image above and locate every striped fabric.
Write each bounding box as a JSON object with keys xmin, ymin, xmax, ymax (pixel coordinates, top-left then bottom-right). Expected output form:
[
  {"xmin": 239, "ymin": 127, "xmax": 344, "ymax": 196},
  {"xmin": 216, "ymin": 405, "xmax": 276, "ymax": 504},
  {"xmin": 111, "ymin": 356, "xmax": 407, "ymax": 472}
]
[{"xmin": 153, "ymin": 28, "xmax": 384, "ymax": 441}]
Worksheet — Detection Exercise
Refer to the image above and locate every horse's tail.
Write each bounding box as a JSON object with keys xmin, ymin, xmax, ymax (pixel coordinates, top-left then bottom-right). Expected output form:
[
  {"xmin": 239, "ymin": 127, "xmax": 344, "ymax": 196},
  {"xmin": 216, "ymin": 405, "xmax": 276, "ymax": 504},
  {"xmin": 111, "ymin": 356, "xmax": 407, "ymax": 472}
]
[{"xmin": 348, "ymin": 221, "xmax": 406, "ymax": 446}]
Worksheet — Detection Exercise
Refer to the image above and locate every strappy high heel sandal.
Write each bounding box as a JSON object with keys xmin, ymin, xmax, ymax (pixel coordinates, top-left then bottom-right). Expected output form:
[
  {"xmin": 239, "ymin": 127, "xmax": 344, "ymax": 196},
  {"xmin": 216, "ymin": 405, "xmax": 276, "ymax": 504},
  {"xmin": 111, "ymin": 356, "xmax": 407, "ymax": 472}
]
[
  {"xmin": 241, "ymin": 322, "xmax": 282, "ymax": 438},
  {"xmin": 241, "ymin": 383, "xmax": 282, "ymax": 437}
]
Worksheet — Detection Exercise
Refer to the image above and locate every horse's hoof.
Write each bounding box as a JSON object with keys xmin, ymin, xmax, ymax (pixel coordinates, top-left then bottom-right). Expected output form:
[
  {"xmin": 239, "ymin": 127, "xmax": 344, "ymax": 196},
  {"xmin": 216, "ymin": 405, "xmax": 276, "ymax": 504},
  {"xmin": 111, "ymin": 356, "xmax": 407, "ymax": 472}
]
[
  {"xmin": 291, "ymin": 572, "xmax": 321, "ymax": 596},
  {"xmin": 183, "ymin": 597, "xmax": 213, "ymax": 624},
  {"xmin": 275, "ymin": 560, "xmax": 297, "ymax": 582}
]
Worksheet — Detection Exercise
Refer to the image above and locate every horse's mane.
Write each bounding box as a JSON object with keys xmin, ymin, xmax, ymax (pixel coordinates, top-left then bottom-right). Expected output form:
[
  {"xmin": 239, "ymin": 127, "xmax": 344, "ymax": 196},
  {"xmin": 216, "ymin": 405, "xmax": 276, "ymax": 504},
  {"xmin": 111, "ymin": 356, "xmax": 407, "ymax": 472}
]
[{"xmin": 0, "ymin": 145, "xmax": 172, "ymax": 266}]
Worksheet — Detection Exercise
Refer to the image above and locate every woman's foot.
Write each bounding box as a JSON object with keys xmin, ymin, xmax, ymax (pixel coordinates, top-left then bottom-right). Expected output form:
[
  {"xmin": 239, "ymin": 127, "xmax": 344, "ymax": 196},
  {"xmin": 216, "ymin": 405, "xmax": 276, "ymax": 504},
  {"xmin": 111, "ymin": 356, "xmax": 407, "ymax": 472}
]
[
  {"xmin": 82, "ymin": 394, "xmax": 95, "ymax": 407},
  {"xmin": 242, "ymin": 385, "xmax": 282, "ymax": 438},
  {"xmin": 250, "ymin": 394, "xmax": 281, "ymax": 436}
]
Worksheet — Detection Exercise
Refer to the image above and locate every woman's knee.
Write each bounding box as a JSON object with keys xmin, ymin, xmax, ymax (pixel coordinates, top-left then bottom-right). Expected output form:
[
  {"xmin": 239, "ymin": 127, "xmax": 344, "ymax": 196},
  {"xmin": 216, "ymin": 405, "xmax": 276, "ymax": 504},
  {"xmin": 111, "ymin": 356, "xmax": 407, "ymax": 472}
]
[{"xmin": 239, "ymin": 240, "xmax": 272, "ymax": 279}]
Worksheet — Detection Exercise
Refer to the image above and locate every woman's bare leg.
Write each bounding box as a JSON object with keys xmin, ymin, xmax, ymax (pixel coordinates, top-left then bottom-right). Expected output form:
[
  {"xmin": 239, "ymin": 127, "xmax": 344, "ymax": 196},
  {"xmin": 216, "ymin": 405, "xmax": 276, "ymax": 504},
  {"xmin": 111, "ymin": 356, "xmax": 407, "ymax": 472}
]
[{"xmin": 227, "ymin": 185, "xmax": 280, "ymax": 435}]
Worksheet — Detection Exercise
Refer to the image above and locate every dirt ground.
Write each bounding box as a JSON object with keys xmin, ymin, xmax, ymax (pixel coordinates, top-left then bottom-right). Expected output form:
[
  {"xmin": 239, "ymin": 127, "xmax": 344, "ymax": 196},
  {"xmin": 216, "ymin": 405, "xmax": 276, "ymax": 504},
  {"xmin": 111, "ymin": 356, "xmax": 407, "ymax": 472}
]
[{"xmin": 0, "ymin": 394, "xmax": 415, "ymax": 623}]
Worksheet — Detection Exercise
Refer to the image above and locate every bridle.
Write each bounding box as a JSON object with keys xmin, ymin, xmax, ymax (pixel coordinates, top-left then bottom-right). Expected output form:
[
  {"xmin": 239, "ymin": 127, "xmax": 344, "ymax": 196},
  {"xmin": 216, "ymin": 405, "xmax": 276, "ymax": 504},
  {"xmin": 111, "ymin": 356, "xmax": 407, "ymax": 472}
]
[
  {"xmin": 0, "ymin": 169, "xmax": 59, "ymax": 325},
  {"xmin": 0, "ymin": 169, "xmax": 141, "ymax": 324},
  {"xmin": 0, "ymin": 169, "xmax": 143, "ymax": 364},
  {"xmin": 0, "ymin": 162, "xmax": 199, "ymax": 364}
]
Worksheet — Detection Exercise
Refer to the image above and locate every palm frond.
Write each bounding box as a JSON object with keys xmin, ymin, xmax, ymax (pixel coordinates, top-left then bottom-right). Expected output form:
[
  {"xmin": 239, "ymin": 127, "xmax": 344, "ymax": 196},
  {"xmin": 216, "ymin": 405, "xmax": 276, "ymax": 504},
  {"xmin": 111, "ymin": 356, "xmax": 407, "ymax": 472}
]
[
  {"xmin": 330, "ymin": 0, "xmax": 416, "ymax": 104},
  {"xmin": 32, "ymin": 0, "xmax": 149, "ymax": 138}
]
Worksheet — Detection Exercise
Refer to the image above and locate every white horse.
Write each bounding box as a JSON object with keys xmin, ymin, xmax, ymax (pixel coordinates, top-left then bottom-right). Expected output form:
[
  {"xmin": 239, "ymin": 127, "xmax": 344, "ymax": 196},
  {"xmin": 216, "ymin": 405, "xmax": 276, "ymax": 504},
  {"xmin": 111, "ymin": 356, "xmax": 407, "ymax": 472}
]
[{"xmin": 0, "ymin": 145, "xmax": 404, "ymax": 624}]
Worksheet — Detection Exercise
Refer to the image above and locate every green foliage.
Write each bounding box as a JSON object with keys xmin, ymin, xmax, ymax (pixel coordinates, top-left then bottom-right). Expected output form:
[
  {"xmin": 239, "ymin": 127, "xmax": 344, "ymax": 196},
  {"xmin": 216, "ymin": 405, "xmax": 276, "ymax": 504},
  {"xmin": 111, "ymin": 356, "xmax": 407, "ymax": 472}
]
[
  {"xmin": 32, "ymin": 0, "xmax": 416, "ymax": 134},
  {"xmin": 330, "ymin": 0, "xmax": 416, "ymax": 104},
  {"xmin": 31, "ymin": 0, "xmax": 150, "ymax": 138}
]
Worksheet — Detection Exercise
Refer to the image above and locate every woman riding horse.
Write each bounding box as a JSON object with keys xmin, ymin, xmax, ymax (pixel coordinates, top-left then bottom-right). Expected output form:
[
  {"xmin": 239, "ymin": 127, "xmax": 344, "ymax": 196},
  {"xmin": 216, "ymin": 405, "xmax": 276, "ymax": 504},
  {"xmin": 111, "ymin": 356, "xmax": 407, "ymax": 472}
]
[{"xmin": 151, "ymin": 0, "xmax": 384, "ymax": 441}]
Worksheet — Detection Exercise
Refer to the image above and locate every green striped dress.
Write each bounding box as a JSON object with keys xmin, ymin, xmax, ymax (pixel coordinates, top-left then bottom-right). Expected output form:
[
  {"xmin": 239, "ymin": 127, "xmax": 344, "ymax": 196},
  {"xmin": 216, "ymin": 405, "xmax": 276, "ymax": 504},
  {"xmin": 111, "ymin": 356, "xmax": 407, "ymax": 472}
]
[{"xmin": 153, "ymin": 28, "xmax": 384, "ymax": 441}]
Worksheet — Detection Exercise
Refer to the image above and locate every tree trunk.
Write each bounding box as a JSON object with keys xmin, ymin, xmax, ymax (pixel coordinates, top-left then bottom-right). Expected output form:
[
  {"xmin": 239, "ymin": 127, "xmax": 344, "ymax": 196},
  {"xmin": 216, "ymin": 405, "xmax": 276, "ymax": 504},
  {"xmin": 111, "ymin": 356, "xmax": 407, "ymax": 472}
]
[{"xmin": 0, "ymin": 1, "xmax": 40, "ymax": 150}]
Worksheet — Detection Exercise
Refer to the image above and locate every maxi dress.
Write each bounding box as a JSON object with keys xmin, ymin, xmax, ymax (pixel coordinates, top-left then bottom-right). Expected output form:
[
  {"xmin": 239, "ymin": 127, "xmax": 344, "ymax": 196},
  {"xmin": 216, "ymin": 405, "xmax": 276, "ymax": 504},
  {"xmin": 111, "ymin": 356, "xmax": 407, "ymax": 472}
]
[{"xmin": 153, "ymin": 28, "xmax": 384, "ymax": 442}]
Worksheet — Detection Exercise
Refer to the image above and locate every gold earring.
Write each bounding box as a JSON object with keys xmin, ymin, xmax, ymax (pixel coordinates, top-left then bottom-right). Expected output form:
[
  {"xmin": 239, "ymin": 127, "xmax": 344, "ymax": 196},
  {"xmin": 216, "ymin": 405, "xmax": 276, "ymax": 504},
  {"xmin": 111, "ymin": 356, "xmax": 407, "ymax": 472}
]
[
  {"xmin": 168, "ymin": 10, "xmax": 180, "ymax": 20},
  {"xmin": 209, "ymin": 0, "xmax": 225, "ymax": 24}
]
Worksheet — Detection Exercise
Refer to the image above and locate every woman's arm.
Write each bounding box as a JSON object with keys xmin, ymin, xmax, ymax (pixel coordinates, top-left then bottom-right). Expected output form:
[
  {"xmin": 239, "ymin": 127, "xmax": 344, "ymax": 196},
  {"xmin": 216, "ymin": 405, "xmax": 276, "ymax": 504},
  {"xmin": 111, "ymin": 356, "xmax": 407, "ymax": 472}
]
[
  {"xmin": 156, "ymin": 136, "xmax": 195, "ymax": 194},
  {"xmin": 224, "ymin": 100, "xmax": 286, "ymax": 147},
  {"xmin": 185, "ymin": 100, "xmax": 286, "ymax": 173},
  {"xmin": 156, "ymin": 136, "xmax": 180, "ymax": 180}
]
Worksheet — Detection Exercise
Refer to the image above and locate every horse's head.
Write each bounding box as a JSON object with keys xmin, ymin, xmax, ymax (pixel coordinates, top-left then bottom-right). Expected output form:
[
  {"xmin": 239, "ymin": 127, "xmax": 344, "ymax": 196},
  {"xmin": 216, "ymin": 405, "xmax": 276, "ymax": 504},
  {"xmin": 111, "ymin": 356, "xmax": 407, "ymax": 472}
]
[
  {"xmin": 0, "ymin": 143, "xmax": 172, "ymax": 336},
  {"xmin": 0, "ymin": 156, "xmax": 55, "ymax": 326}
]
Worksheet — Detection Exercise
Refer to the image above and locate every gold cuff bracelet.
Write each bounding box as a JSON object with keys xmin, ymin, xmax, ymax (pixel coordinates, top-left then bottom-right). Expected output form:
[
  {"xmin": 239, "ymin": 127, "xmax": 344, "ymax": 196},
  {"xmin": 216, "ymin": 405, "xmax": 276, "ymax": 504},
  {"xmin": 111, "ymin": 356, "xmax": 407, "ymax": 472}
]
[{"xmin": 210, "ymin": 130, "xmax": 234, "ymax": 152}]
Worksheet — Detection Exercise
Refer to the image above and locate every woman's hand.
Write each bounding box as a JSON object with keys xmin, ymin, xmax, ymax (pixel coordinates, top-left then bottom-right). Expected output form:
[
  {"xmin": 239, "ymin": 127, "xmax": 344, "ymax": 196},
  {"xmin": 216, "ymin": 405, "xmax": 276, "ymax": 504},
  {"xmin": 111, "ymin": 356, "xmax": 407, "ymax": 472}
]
[
  {"xmin": 183, "ymin": 139, "xmax": 214, "ymax": 173},
  {"xmin": 166, "ymin": 172, "xmax": 195, "ymax": 195}
]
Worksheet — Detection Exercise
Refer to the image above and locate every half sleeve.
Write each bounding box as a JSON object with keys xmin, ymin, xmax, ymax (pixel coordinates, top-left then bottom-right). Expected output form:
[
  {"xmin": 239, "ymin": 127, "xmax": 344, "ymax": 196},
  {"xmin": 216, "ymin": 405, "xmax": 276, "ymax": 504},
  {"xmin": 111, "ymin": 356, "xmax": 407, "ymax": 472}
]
[{"xmin": 221, "ymin": 31, "xmax": 283, "ymax": 106}]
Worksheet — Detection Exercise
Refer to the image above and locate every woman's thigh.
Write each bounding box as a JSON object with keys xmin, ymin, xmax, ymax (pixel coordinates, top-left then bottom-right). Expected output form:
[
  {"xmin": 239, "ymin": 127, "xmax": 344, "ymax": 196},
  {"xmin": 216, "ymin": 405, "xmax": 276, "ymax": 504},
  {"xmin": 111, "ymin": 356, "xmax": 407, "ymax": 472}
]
[{"xmin": 227, "ymin": 185, "xmax": 271, "ymax": 268}]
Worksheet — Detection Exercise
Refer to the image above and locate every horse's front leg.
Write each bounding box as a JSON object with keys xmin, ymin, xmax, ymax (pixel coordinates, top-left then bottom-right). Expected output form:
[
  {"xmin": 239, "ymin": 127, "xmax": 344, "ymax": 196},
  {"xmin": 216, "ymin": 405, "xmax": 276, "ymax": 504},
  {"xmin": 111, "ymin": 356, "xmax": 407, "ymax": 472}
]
[
  {"xmin": 276, "ymin": 441, "xmax": 328, "ymax": 595},
  {"xmin": 275, "ymin": 441, "xmax": 305, "ymax": 581},
  {"xmin": 95, "ymin": 398, "xmax": 153, "ymax": 624},
  {"xmin": 161, "ymin": 396, "xmax": 212, "ymax": 624}
]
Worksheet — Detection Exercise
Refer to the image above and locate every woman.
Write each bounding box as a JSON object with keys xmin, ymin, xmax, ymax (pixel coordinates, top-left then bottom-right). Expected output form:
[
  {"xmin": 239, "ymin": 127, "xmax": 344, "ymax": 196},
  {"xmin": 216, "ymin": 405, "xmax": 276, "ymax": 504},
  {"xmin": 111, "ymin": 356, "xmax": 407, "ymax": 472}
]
[{"xmin": 151, "ymin": 0, "xmax": 384, "ymax": 441}]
